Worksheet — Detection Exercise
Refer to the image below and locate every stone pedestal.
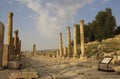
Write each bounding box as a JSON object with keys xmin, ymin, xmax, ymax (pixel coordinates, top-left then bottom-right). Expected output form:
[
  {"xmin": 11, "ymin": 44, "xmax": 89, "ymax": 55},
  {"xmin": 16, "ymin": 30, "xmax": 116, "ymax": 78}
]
[
  {"xmin": 79, "ymin": 56, "xmax": 87, "ymax": 62},
  {"xmin": 79, "ymin": 20, "xmax": 87, "ymax": 61},
  {"xmin": 0, "ymin": 22, "xmax": 4, "ymax": 67}
]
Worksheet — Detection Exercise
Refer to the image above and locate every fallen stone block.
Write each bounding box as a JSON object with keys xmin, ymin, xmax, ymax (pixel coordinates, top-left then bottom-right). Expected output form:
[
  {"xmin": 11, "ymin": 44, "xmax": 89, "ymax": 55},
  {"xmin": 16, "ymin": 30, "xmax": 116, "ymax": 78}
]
[
  {"xmin": 8, "ymin": 69, "xmax": 38, "ymax": 79},
  {"xmin": 8, "ymin": 61, "xmax": 21, "ymax": 69}
]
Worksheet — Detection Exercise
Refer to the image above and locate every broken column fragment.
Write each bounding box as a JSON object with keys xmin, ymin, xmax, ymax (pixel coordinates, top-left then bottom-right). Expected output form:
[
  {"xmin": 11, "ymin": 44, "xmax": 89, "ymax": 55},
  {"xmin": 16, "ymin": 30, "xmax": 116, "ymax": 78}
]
[
  {"xmin": 33, "ymin": 44, "xmax": 37, "ymax": 56},
  {"xmin": 18, "ymin": 40, "xmax": 21, "ymax": 58},
  {"xmin": 14, "ymin": 30, "xmax": 19, "ymax": 55}
]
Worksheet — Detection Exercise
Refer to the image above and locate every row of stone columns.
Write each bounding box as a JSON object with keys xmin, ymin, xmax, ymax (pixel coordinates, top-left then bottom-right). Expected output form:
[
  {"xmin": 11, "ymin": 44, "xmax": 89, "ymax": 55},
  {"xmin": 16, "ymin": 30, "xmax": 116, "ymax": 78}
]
[
  {"xmin": 7, "ymin": 12, "xmax": 21, "ymax": 60},
  {"xmin": 58, "ymin": 20, "xmax": 87, "ymax": 60},
  {"xmin": 0, "ymin": 12, "xmax": 22, "ymax": 68}
]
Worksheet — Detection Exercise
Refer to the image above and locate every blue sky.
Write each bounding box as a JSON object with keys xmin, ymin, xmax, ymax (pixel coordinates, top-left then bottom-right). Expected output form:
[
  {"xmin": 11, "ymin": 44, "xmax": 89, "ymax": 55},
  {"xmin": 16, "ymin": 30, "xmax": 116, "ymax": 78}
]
[{"xmin": 0, "ymin": 0, "xmax": 120, "ymax": 51}]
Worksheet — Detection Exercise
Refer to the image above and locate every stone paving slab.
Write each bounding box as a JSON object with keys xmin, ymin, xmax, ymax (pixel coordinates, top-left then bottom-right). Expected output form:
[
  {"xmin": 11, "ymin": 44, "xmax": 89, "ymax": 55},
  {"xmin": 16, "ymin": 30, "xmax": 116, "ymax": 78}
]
[{"xmin": 0, "ymin": 69, "xmax": 38, "ymax": 79}]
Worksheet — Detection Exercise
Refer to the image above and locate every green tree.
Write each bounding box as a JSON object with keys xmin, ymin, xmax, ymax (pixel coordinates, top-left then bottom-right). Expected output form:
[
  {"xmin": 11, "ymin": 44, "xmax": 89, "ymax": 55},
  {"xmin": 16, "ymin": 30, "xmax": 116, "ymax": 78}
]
[
  {"xmin": 103, "ymin": 8, "xmax": 116, "ymax": 38},
  {"xmin": 86, "ymin": 8, "xmax": 116, "ymax": 42},
  {"xmin": 116, "ymin": 25, "xmax": 120, "ymax": 34},
  {"xmin": 94, "ymin": 11, "xmax": 107, "ymax": 41},
  {"xmin": 76, "ymin": 8, "xmax": 116, "ymax": 43},
  {"xmin": 85, "ymin": 23, "xmax": 95, "ymax": 42},
  {"xmin": 76, "ymin": 24, "xmax": 80, "ymax": 45}
]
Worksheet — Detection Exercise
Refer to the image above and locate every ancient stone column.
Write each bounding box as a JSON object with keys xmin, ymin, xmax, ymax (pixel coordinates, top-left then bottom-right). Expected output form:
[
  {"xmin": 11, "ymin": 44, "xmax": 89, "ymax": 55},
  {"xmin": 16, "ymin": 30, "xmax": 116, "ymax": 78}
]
[
  {"xmin": 14, "ymin": 30, "xmax": 19, "ymax": 55},
  {"xmin": 18, "ymin": 40, "xmax": 21, "ymax": 59},
  {"xmin": 18, "ymin": 40, "xmax": 21, "ymax": 54},
  {"xmin": 59, "ymin": 33, "xmax": 63, "ymax": 57},
  {"xmin": 7, "ymin": 12, "xmax": 13, "ymax": 60},
  {"xmin": 33, "ymin": 44, "xmax": 36, "ymax": 56},
  {"xmin": 0, "ymin": 22, "xmax": 4, "ymax": 67},
  {"xmin": 63, "ymin": 47, "xmax": 67, "ymax": 58},
  {"xmin": 73, "ymin": 24, "xmax": 78, "ymax": 58},
  {"xmin": 80, "ymin": 20, "xmax": 87, "ymax": 61},
  {"xmin": 2, "ymin": 45, "xmax": 9, "ymax": 67},
  {"xmin": 12, "ymin": 37, "xmax": 14, "ymax": 54},
  {"xmin": 67, "ymin": 26, "xmax": 72, "ymax": 58},
  {"xmin": 56, "ymin": 50, "xmax": 59, "ymax": 57}
]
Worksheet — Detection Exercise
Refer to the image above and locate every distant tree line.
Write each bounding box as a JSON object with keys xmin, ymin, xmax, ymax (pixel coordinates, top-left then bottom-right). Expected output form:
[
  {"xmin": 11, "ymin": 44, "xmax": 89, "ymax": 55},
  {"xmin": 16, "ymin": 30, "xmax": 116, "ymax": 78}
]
[{"xmin": 71, "ymin": 8, "xmax": 120, "ymax": 45}]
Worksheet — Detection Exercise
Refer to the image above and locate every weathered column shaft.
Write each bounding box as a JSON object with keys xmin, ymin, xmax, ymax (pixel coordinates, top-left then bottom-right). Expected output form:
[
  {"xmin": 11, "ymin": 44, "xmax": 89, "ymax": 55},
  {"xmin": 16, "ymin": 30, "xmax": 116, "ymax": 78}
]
[
  {"xmin": 11, "ymin": 37, "xmax": 14, "ymax": 53},
  {"xmin": 18, "ymin": 40, "xmax": 21, "ymax": 54},
  {"xmin": 7, "ymin": 12, "xmax": 13, "ymax": 48},
  {"xmin": 17, "ymin": 40, "xmax": 21, "ymax": 59},
  {"xmin": 80, "ymin": 20, "xmax": 85, "ymax": 57},
  {"xmin": 73, "ymin": 24, "xmax": 77, "ymax": 58},
  {"xmin": 7, "ymin": 12, "xmax": 13, "ymax": 60},
  {"xmin": 56, "ymin": 50, "xmax": 59, "ymax": 57},
  {"xmin": 14, "ymin": 31, "xmax": 17, "ymax": 49},
  {"xmin": 63, "ymin": 47, "xmax": 67, "ymax": 57},
  {"xmin": 0, "ymin": 22, "xmax": 4, "ymax": 67},
  {"xmin": 14, "ymin": 30, "xmax": 19, "ymax": 55},
  {"xmin": 59, "ymin": 33, "xmax": 63, "ymax": 57},
  {"xmin": 2, "ymin": 45, "xmax": 9, "ymax": 66},
  {"xmin": 67, "ymin": 26, "xmax": 71, "ymax": 57}
]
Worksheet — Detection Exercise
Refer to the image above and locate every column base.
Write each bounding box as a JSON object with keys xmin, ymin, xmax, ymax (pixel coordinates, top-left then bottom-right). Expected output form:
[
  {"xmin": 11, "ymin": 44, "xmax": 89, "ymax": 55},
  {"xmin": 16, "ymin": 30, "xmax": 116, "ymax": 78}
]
[
  {"xmin": 73, "ymin": 56, "xmax": 79, "ymax": 59},
  {"xmin": 73, "ymin": 54, "xmax": 78, "ymax": 59},
  {"xmin": 59, "ymin": 56, "xmax": 64, "ymax": 59},
  {"xmin": 79, "ymin": 56, "xmax": 88, "ymax": 62}
]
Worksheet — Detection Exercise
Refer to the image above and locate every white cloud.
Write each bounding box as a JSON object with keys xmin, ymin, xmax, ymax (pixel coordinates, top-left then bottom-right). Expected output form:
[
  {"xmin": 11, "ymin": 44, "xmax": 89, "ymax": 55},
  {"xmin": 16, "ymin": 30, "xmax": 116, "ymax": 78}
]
[
  {"xmin": 90, "ymin": 8, "xmax": 96, "ymax": 11},
  {"xmin": 103, "ymin": 0, "xmax": 109, "ymax": 2},
  {"xmin": 15, "ymin": 0, "xmax": 94, "ymax": 37},
  {"xmin": 8, "ymin": 0, "xmax": 13, "ymax": 3}
]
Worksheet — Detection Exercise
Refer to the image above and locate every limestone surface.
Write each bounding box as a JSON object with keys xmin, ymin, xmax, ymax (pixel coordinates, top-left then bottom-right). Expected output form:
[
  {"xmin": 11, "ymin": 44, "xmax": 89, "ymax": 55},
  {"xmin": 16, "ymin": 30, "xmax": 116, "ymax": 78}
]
[
  {"xmin": 18, "ymin": 56, "xmax": 120, "ymax": 79},
  {"xmin": 0, "ymin": 22, "xmax": 4, "ymax": 67}
]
